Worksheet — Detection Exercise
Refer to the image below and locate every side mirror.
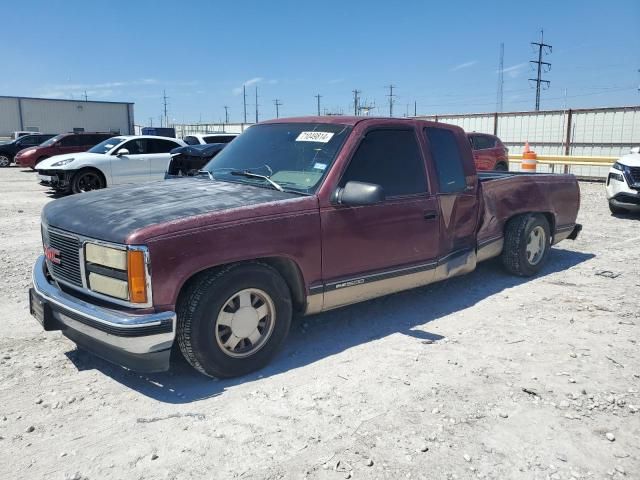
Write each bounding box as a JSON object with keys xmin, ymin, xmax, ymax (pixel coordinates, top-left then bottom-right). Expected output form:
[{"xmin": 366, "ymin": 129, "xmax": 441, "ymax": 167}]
[
  {"xmin": 335, "ymin": 181, "xmax": 385, "ymax": 206},
  {"xmin": 116, "ymin": 148, "xmax": 129, "ymax": 156}
]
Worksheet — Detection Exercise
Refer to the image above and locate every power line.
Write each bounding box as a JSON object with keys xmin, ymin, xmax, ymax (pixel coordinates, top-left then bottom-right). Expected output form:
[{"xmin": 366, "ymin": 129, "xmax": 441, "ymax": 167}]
[
  {"xmin": 496, "ymin": 42, "xmax": 504, "ymax": 112},
  {"xmin": 529, "ymin": 29, "xmax": 552, "ymax": 111},
  {"xmin": 352, "ymin": 89, "xmax": 361, "ymax": 116},
  {"xmin": 386, "ymin": 84, "xmax": 396, "ymax": 117},
  {"xmin": 274, "ymin": 99, "xmax": 282, "ymax": 118},
  {"xmin": 314, "ymin": 94, "xmax": 322, "ymax": 116}
]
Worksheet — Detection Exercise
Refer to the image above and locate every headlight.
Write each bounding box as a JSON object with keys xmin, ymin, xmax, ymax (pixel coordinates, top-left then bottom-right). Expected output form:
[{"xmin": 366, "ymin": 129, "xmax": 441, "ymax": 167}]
[
  {"xmin": 612, "ymin": 162, "xmax": 625, "ymax": 171},
  {"xmin": 84, "ymin": 243, "xmax": 148, "ymax": 304},
  {"xmin": 51, "ymin": 157, "xmax": 75, "ymax": 167}
]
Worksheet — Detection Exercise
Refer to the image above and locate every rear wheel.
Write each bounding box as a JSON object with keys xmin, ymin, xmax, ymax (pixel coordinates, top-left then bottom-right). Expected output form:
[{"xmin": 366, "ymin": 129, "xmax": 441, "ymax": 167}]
[
  {"xmin": 608, "ymin": 201, "xmax": 628, "ymax": 215},
  {"xmin": 177, "ymin": 262, "xmax": 292, "ymax": 378},
  {"xmin": 502, "ymin": 213, "xmax": 551, "ymax": 277},
  {"xmin": 0, "ymin": 154, "xmax": 12, "ymax": 167},
  {"xmin": 71, "ymin": 169, "xmax": 105, "ymax": 193}
]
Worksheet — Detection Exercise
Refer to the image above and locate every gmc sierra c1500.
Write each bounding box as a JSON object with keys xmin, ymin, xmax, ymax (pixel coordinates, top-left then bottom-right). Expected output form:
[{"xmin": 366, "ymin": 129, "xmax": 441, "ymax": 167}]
[{"xmin": 29, "ymin": 117, "xmax": 582, "ymax": 378}]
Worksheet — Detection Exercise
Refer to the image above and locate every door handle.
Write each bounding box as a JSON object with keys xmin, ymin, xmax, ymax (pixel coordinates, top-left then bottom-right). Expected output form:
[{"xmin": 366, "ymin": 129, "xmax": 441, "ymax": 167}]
[{"xmin": 423, "ymin": 210, "xmax": 439, "ymax": 220}]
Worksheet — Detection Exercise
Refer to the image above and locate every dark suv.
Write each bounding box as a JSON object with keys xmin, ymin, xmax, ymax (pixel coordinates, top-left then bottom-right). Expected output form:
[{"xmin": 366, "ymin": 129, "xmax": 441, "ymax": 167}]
[
  {"xmin": 0, "ymin": 134, "xmax": 56, "ymax": 167},
  {"xmin": 14, "ymin": 132, "xmax": 116, "ymax": 169}
]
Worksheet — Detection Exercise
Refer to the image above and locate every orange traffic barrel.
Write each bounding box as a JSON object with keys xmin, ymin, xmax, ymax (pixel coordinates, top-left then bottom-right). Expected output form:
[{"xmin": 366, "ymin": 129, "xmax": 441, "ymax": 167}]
[{"xmin": 521, "ymin": 141, "xmax": 537, "ymax": 172}]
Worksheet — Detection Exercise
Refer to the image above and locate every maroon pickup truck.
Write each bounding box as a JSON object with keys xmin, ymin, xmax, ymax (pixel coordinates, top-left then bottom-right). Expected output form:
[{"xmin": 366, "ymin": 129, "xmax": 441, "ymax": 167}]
[{"xmin": 29, "ymin": 117, "xmax": 581, "ymax": 378}]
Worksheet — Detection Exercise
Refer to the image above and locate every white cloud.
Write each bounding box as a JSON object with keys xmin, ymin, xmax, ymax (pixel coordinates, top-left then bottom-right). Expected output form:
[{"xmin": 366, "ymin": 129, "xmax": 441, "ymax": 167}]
[
  {"xmin": 232, "ymin": 77, "xmax": 265, "ymax": 95},
  {"xmin": 500, "ymin": 62, "xmax": 528, "ymax": 78},
  {"xmin": 451, "ymin": 61, "xmax": 478, "ymax": 71}
]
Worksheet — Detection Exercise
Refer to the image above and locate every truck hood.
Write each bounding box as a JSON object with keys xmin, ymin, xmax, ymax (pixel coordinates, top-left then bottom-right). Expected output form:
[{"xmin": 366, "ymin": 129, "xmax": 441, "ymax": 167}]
[
  {"xmin": 36, "ymin": 152, "xmax": 100, "ymax": 170},
  {"xmin": 42, "ymin": 178, "xmax": 304, "ymax": 244}
]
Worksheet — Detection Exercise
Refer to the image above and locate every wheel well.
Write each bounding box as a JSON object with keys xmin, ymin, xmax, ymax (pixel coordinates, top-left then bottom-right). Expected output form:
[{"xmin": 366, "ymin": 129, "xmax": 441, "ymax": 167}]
[
  {"xmin": 73, "ymin": 167, "xmax": 107, "ymax": 187},
  {"xmin": 176, "ymin": 257, "xmax": 307, "ymax": 313},
  {"xmin": 506, "ymin": 212, "xmax": 555, "ymax": 234}
]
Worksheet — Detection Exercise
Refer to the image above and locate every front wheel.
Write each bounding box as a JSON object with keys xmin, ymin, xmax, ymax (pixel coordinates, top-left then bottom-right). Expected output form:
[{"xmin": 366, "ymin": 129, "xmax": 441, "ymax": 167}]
[
  {"xmin": 501, "ymin": 214, "xmax": 551, "ymax": 277},
  {"xmin": 0, "ymin": 154, "xmax": 12, "ymax": 167},
  {"xmin": 177, "ymin": 262, "xmax": 292, "ymax": 378},
  {"xmin": 71, "ymin": 169, "xmax": 105, "ymax": 193}
]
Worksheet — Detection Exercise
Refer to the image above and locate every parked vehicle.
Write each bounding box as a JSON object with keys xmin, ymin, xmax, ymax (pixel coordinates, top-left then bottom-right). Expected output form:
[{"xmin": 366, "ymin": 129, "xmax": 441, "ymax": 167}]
[
  {"xmin": 0, "ymin": 133, "xmax": 56, "ymax": 167},
  {"xmin": 11, "ymin": 131, "xmax": 39, "ymax": 140},
  {"xmin": 467, "ymin": 132, "xmax": 509, "ymax": 171},
  {"xmin": 29, "ymin": 117, "xmax": 581, "ymax": 378},
  {"xmin": 36, "ymin": 135, "xmax": 186, "ymax": 193},
  {"xmin": 605, "ymin": 147, "xmax": 640, "ymax": 214},
  {"xmin": 15, "ymin": 132, "xmax": 116, "ymax": 169},
  {"xmin": 141, "ymin": 127, "xmax": 176, "ymax": 138},
  {"xmin": 166, "ymin": 143, "xmax": 227, "ymax": 177},
  {"xmin": 183, "ymin": 133, "xmax": 239, "ymax": 145}
]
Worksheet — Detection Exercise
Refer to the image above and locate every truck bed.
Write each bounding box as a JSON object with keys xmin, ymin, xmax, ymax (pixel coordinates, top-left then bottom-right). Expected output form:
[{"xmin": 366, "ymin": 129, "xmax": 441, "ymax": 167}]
[{"xmin": 476, "ymin": 172, "xmax": 581, "ymax": 253}]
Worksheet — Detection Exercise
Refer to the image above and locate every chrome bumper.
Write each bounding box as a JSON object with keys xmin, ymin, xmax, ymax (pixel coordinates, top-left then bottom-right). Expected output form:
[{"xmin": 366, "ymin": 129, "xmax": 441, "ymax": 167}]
[{"xmin": 31, "ymin": 255, "xmax": 176, "ymax": 372}]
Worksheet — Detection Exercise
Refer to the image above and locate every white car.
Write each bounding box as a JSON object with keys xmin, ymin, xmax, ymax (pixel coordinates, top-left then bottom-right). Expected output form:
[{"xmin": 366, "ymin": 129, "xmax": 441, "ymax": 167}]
[
  {"xmin": 605, "ymin": 147, "xmax": 640, "ymax": 214},
  {"xmin": 182, "ymin": 133, "xmax": 238, "ymax": 145},
  {"xmin": 36, "ymin": 135, "xmax": 186, "ymax": 194}
]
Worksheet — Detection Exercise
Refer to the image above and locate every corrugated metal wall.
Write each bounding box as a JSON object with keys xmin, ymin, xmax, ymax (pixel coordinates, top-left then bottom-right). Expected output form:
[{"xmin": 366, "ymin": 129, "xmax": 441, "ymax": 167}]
[
  {"xmin": 169, "ymin": 123, "xmax": 250, "ymax": 138},
  {"xmin": 0, "ymin": 96, "xmax": 133, "ymax": 136}
]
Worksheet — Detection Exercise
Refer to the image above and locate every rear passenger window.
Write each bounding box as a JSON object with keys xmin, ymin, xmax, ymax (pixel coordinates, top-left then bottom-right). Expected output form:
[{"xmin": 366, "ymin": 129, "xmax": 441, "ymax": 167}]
[
  {"xmin": 474, "ymin": 135, "xmax": 495, "ymax": 150},
  {"xmin": 184, "ymin": 136, "xmax": 200, "ymax": 145},
  {"xmin": 58, "ymin": 136, "xmax": 79, "ymax": 147},
  {"xmin": 425, "ymin": 128, "xmax": 466, "ymax": 194},
  {"xmin": 340, "ymin": 129, "xmax": 427, "ymax": 197},
  {"xmin": 148, "ymin": 139, "xmax": 180, "ymax": 153}
]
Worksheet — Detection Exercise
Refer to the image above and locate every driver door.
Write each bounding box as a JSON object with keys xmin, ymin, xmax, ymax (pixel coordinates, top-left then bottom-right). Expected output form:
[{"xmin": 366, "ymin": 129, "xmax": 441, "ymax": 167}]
[{"xmin": 110, "ymin": 139, "xmax": 151, "ymax": 185}]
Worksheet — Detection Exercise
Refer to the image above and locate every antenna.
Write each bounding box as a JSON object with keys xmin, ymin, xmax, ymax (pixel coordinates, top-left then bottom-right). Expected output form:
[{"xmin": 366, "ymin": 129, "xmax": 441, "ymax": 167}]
[
  {"xmin": 243, "ymin": 85, "xmax": 247, "ymax": 124},
  {"xmin": 255, "ymin": 86, "xmax": 259, "ymax": 123},
  {"xmin": 496, "ymin": 42, "xmax": 504, "ymax": 112},
  {"xmin": 529, "ymin": 29, "xmax": 552, "ymax": 111},
  {"xmin": 386, "ymin": 84, "xmax": 396, "ymax": 117}
]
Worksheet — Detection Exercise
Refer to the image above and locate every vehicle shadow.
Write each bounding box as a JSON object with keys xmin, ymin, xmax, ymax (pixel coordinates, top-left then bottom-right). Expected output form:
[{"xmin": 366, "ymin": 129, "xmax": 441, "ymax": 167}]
[{"xmin": 64, "ymin": 248, "xmax": 594, "ymax": 404}]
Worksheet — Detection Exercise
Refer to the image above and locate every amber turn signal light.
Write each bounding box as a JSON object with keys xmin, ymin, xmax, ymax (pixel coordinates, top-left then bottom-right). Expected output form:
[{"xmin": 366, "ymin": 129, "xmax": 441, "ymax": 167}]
[{"xmin": 127, "ymin": 250, "xmax": 147, "ymax": 304}]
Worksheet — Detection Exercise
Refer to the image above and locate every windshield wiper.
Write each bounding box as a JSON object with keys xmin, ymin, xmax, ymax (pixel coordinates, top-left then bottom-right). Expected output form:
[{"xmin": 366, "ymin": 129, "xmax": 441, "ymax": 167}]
[{"xmin": 230, "ymin": 170, "xmax": 284, "ymax": 192}]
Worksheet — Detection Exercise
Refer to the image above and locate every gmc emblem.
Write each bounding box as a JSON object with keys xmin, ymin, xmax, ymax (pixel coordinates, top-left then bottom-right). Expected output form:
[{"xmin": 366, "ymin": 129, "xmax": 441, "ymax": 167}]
[{"xmin": 44, "ymin": 246, "xmax": 61, "ymax": 265}]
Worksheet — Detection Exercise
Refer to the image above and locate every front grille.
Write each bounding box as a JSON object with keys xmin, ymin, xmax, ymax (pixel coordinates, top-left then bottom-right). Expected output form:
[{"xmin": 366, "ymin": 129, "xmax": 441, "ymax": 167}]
[
  {"xmin": 628, "ymin": 167, "xmax": 640, "ymax": 184},
  {"xmin": 45, "ymin": 228, "xmax": 83, "ymax": 287}
]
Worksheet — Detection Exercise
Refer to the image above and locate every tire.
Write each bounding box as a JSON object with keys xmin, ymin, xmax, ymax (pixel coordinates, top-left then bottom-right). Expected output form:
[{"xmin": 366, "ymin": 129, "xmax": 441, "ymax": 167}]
[
  {"xmin": 608, "ymin": 201, "xmax": 627, "ymax": 215},
  {"xmin": 501, "ymin": 213, "xmax": 551, "ymax": 277},
  {"xmin": 494, "ymin": 162, "xmax": 508, "ymax": 171},
  {"xmin": 71, "ymin": 169, "xmax": 105, "ymax": 194},
  {"xmin": 0, "ymin": 154, "xmax": 12, "ymax": 167},
  {"xmin": 176, "ymin": 262, "xmax": 292, "ymax": 378}
]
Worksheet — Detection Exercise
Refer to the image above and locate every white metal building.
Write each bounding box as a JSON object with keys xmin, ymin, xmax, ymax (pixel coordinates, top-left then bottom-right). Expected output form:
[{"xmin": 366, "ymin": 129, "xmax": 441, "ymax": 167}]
[{"xmin": 0, "ymin": 96, "xmax": 134, "ymax": 137}]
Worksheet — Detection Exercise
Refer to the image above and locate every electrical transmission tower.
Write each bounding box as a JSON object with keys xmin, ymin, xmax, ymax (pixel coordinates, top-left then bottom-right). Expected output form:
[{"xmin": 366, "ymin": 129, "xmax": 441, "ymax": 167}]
[
  {"xmin": 314, "ymin": 94, "xmax": 322, "ymax": 116},
  {"xmin": 386, "ymin": 84, "xmax": 396, "ymax": 117},
  {"xmin": 162, "ymin": 90, "xmax": 169, "ymax": 127},
  {"xmin": 352, "ymin": 90, "xmax": 361, "ymax": 116},
  {"xmin": 274, "ymin": 99, "xmax": 282, "ymax": 118},
  {"xmin": 529, "ymin": 30, "xmax": 552, "ymax": 111},
  {"xmin": 496, "ymin": 43, "xmax": 504, "ymax": 112},
  {"xmin": 243, "ymin": 85, "xmax": 247, "ymax": 123}
]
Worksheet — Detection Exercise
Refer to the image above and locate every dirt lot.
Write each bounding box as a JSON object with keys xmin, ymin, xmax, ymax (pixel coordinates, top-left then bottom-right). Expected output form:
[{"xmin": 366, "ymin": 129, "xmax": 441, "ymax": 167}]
[{"xmin": 0, "ymin": 167, "xmax": 638, "ymax": 480}]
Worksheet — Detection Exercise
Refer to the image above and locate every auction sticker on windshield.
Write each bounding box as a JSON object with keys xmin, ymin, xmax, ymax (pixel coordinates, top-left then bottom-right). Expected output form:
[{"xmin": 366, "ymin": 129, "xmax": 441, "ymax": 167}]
[{"xmin": 296, "ymin": 131, "xmax": 334, "ymax": 143}]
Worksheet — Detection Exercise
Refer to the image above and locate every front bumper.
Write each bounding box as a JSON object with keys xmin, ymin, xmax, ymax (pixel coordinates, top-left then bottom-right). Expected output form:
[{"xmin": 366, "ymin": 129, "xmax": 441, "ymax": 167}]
[
  {"xmin": 606, "ymin": 167, "xmax": 640, "ymax": 209},
  {"xmin": 36, "ymin": 169, "xmax": 72, "ymax": 190},
  {"xmin": 30, "ymin": 255, "xmax": 175, "ymax": 372}
]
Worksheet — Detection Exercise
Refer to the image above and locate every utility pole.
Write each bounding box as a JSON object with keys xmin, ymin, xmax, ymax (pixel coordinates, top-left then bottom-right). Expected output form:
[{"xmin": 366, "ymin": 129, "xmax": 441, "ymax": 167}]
[
  {"xmin": 386, "ymin": 84, "xmax": 396, "ymax": 117},
  {"xmin": 83, "ymin": 90, "xmax": 88, "ymax": 102},
  {"xmin": 162, "ymin": 90, "xmax": 169, "ymax": 127},
  {"xmin": 352, "ymin": 89, "xmax": 361, "ymax": 116},
  {"xmin": 243, "ymin": 85, "xmax": 247, "ymax": 124},
  {"xmin": 529, "ymin": 30, "xmax": 552, "ymax": 111},
  {"xmin": 314, "ymin": 94, "xmax": 322, "ymax": 116},
  {"xmin": 496, "ymin": 42, "xmax": 504, "ymax": 112},
  {"xmin": 224, "ymin": 106, "xmax": 229, "ymax": 124},
  {"xmin": 149, "ymin": 117, "xmax": 153, "ymax": 127},
  {"xmin": 273, "ymin": 99, "xmax": 282, "ymax": 118},
  {"xmin": 255, "ymin": 86, "xmax": 259, "ymax": 123},
  {"xmin": 414, "ymin": 101, "xmax": 417, "ymax": 117}
]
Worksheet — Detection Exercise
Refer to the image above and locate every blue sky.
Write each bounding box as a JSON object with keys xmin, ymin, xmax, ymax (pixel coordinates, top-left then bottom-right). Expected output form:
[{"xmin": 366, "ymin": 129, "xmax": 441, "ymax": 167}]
[{"xmin": 2, "ymin": 0, "xmax": 639, "ymax": 125}]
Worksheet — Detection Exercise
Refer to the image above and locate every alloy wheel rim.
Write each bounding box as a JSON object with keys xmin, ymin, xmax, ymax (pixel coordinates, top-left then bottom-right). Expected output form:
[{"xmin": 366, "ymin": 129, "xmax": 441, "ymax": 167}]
[
  {"xmin": 0, "ymin": 155, "xmax": 10, "ymax": 167},
  {"xmin": 214, "ymin": 288, "xmax": 276, "ymax": 358},
  {"xmin": 78, "ymin": 173, "xmax": 101, "ymax": 192},
  {"xmin": 526, "ymin": 226, "xmax": 546, "ymax": 265}
]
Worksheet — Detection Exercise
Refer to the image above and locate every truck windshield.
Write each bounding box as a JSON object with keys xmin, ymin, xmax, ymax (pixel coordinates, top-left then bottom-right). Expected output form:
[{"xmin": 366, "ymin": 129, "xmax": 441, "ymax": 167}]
[
  {"xmin": 204, "ymin": 123, "xmax": 351, "ymax": 193},
  {"xmin": 88, "ymin": 137, "xmax": 126, "ymax": 154}
]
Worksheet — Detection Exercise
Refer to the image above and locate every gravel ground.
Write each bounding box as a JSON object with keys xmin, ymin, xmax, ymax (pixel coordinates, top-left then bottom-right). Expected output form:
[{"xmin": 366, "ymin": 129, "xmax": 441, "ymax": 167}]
[{"xmin": 0, "ymin": 167, "xmax": 638, "ymax": 480}]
